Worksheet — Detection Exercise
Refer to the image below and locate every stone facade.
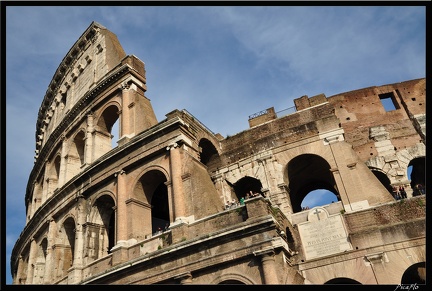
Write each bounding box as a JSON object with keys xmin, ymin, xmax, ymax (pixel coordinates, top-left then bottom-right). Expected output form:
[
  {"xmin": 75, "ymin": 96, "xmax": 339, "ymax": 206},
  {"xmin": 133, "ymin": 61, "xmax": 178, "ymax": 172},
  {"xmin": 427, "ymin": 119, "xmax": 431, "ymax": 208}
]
[{"xmin": 11, "ymin": 22, "xmax": 426, "ymax": 285}]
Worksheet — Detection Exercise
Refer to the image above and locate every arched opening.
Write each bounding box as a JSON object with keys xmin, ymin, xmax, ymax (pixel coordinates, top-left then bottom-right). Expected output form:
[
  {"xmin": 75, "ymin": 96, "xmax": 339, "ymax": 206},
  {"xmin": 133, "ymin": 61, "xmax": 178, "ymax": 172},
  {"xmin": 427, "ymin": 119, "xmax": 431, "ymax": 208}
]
[
  {"xmin": 150, "ymin": 182, "xmax": 170, "ymax": 234},
  {"xmin": 325, "ymin": 277, "xmax": 362, "ymax": 284},
  {"xmin": 34, "ymin": 238, "xmax": 48, "ymax": 284},
  {"xmin": 47, "ymin": 155, "xmax": 61, "ymax": 197},
  {"xmin": 94, "ymin": 105, "xmax": 120, "ymax": 160},
  {"xmin": 87, "ymin": 195, "xmax": 115, "ymax": 261},
  {"xmin": 199, "ymin": 138, "xmax": 220, "ymax": 172},
  {"xmin": 233, "ymin": 176, "xmax": 263, "ymax": 200},
  {"xmin": 218, "ymin": 280, "xmax": 246, "ymax": 284},
  {"xmin": 401, "ymin": 262, "xmax": 426, "ymax": 284},
  {"xmin": 58, "ymin": 217, "xmax": 75, "ymax": 279},
  {"xmin": 301, "ymin": 189, "xmax": 338, "ymax": 210},
  {"xmin": 65, "ymin": 131, "xmax": 87, "ymax": 181},
  {"xmin": 287, "ymin": 154, "xmax": 340, "ymax": 213},
  {"xmin": 111, "ymin": 119, "xmax": 119, "ymax": 148},
  {"xmin": 408, "ymin": 157, "xmax": 425, "ymax": 196},
  {"xmin": 17, "ymin": 245, "xmax": 30, "ymax": 284},
  {"xmin": 370, "ymin": 168, "xmax": 393, "ymax": 194},
  {"xmin": 136, "ymin": 170, "xmax": 170, "ymax": 235},
  {"xmin": 73, "ymin": 131, "xmax": 86, "ymax": 165}
]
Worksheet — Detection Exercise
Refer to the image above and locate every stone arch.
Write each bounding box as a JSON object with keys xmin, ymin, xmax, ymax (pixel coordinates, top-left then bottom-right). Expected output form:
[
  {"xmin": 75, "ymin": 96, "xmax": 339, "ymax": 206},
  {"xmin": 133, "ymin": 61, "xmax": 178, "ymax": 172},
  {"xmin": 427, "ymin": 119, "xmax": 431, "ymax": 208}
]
[
  {"xmin": 56, "ymin": 216, "xmax": 76, "ymax": 279},
  {"xmin": 369, "ymin": 167, "xmax": 393, "ymax": 195},
  {"xmin": 86, "ymin": 194, "xmax": 115, "ymax": 261},
  {"xmin": 71, "ymin": 129, "xmax": 86, "ymax": 165},
  {"xmin": 286, "ymin": 154, "xmax": 339, "ymax": 213},
  {"xmin": 33, "ymin": 237, "xmax": 48, "ymax": 284},
  {"xmin": 93, "ymin": 102, "xmax": 121, "ymax": 160},
  {"xmin": 232, "ymin": 176, "xmax": 263, "ymax": 200},
  {"xmin": 325, "ymin": 277, "xmax": 362, "ymax": 284},
  {"xmin": 211, "ymin": 273, "xmax": 255, "ymax": 284},
  {"xmin": 17, "ymin": 244, "xmax": 31, "ymax": 284},
  {"xmin": 133, "ymin": 168, "xmax": 170, "ymax": 235},
  {"xmin": 401, "ymin": 262, "xmax": 426, "ymax": 284},
  {"xmin": 198, "ymin": 137, "xmax": 220, "ymax": 171},
  {"xmin": 365, "ymin": 143, "xmax": 425, "ymax": 186},
  {"xmin": 46, "ymin": 154, "xmax": 61, "ymax": 199},
  {"xmin": 408, "ymin": 157, "xmax": 425, "ymax": 196},
  {"xmin": 65, "ymin": 130, "xmax": 87, "ymax": 181}
]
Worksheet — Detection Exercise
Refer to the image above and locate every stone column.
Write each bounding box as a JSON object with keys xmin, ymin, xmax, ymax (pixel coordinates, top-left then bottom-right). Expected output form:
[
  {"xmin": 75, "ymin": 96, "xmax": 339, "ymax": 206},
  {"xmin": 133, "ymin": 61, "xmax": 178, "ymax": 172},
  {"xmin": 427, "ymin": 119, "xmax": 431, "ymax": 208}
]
[
  {"xmin": 116, "ymin": 170, "xmax": 128, "ymax": 243},
  {"xmin": 212, "ymin": 174, "xmax": 226, "ymax": 203},
  {"xmin": 15, "ymin": 256, "xmax": 25, "ymax": 284},
  {"xmin": 167, "ymin": 143, "xmax": 186, "ymax": 222},
  {"xmin": 26, "ymin": 238, "xmax": 37, "ymax": 284},
  {"xmin": 69, "ymin": 195, "xmax": 86, "ymax": 283},
  {"xmin": 120, "ymin": 82, "xmax": 132, "ymax": 138},
  {"xmin": 257, "ymin": 154, "xmax": 272, "ymax": 193},
  {"xmin": 42, "ymin": 164, "xmax": 50, "ymax": 204},
  {"xmin": 43, "ymin": 218, "xmax": 56, "ymax": 284},
  {"xmin": 85, "ymin": 112, "xmax": 94, "ymax": 164},
  {"xmin": 58, "ymin": 136, "xmax": 67, "ymax": 187},
  {"xmin": 365, "ymin": 253, "xmax": 389, "ymax": 284},
  {"xmin": 260, "ymin": 251, "xmax": 279, "ymax": 284}
]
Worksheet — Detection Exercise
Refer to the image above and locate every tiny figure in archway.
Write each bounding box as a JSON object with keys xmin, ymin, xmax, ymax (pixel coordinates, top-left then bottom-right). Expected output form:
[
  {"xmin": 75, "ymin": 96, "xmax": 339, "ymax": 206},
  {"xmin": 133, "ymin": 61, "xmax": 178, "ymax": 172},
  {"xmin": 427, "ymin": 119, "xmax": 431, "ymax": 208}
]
[
  {"xmin": 399, "ymin": 185, "xmax": 407, "ymax": 199},
  {"xmin": 240, "ymin": 197, "xmax": 245, "ymax": 205},
  {"xmin": 417, "ymin": 184, "xmax": 425, "ymax": 195},
  {"xmin": 392, "ymin": 186, "xmax": 401, "ymax": 200}
]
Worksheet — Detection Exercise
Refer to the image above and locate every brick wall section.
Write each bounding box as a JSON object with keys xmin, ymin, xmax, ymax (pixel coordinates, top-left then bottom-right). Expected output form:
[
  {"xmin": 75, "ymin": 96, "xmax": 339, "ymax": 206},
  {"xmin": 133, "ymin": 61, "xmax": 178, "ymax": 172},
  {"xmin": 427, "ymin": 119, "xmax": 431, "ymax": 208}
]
[
  {"xmin": 121, "ymin": 55, "xmax": 146, "ymax": 76},
  {"xmin": 248, "ymin": 107, "xmax": 277, "ymax": 128},
  {"xmin": 219, "ymin": 103, "xmax": 334, "ymax": 165},
  {"xmin": 344, "ymin": 196, "xmax": 425, "ymax": 234},
  {"xmin": 327, "ymin": 78, "xmax": 425, "ymax": 160}
]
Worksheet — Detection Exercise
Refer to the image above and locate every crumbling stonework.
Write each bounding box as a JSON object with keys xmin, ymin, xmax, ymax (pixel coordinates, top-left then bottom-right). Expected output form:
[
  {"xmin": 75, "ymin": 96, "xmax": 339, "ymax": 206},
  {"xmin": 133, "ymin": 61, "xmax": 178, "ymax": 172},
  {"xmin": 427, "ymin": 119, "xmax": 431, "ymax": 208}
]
[{"xmin": 11, "ymin": 22, "xmax": 425, "ymax": 285}]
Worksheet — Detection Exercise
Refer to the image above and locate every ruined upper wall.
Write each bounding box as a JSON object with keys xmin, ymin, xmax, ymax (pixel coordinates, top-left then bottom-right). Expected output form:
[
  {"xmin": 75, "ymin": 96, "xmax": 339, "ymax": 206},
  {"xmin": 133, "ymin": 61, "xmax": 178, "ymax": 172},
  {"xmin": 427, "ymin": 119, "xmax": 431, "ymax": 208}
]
[
  {"xmin": 327, "ymin": 78, "xmax": 425, "ymax": 161},
  {"xmin": 35, "ymin": 21, "xmax": 127, "ymax": 152}
]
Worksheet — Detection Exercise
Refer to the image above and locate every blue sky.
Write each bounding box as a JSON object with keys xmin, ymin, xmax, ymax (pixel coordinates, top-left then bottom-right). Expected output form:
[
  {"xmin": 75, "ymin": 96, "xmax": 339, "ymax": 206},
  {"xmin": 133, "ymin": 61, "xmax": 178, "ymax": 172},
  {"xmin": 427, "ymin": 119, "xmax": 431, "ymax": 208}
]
[{"xmin": 4, "ymin": 5, "xmax": 426, "ymax": 285}]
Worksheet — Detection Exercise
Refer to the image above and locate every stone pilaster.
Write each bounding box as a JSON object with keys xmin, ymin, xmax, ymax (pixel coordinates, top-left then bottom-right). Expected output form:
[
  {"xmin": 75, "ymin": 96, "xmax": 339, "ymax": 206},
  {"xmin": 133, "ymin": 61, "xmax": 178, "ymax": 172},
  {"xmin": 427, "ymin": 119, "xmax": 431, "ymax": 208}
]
[
  {"xmin": 116, "ymin": 170, "xmax": 128, "ymax": 243},
  {"xmin": 26, "ymin": 238, "xmax": 37, "ymax": 284},
  {"xmin": 261, "ymin": 252, "xmax": 279, "ymax": 284},
  {"xmin": 58, "ymin": 136, "xmax": 67, "ymax": 187},
  {"xmin": 254, "ymin": 249, "xmax": 279, "ymax": 284},
  {"xmin": 167, "ymin": 143, "xmax": 186, "ymax": 222},
  {"xmin": 85, "ymin": 112, "xmax": 94, "ymax": 164},
  {"xmin": 44, "ymin": 218, "xmax": 56, "ymax": 284}
]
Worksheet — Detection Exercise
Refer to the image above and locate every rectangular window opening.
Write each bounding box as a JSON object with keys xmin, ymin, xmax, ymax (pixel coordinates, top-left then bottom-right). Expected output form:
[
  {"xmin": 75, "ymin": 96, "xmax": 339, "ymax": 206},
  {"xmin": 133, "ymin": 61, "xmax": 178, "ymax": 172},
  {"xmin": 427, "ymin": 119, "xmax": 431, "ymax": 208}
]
[{"xmin": 379, "ymin": 92, "xmax": 399, "ymax": 112}]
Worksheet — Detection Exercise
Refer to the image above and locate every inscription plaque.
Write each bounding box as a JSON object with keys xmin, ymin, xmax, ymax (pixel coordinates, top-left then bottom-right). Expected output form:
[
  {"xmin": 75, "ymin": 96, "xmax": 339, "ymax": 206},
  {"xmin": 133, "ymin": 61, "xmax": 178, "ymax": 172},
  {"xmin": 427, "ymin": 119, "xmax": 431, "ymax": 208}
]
[{"xmin": 297, "ymin": 207, "xmax": 352, "ymax": 260}]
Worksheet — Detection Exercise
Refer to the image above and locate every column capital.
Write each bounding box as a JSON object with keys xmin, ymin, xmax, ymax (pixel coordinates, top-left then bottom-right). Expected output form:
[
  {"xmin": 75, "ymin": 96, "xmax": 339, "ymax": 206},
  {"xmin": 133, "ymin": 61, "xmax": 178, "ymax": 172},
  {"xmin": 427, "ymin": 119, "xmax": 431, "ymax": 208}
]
[
  {"xmin": 166, "ymin": 142, "xmax": 179, "ymax": 151},
  {"xmin": 253, "ymin": 247, "xmax": 275, "ymax": 257}
]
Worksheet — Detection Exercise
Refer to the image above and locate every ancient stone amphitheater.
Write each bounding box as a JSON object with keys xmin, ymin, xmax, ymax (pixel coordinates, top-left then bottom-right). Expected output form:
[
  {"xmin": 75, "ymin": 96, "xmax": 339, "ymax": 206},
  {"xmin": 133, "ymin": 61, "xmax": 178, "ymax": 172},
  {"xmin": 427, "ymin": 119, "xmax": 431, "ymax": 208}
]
[{"xmin": 11, "ymin": 21, "xmax": 426, "ymax": 285}]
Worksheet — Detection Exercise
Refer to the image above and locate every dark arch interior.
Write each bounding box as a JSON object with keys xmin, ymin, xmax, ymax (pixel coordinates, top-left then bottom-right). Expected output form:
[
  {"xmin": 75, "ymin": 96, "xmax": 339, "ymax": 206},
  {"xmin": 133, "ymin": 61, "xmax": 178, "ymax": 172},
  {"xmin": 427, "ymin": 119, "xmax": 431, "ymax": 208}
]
[
  {"xmin": 199, "ymin": 138, "xmax": 220, "ymax": 171},
  {"xmin": 233, "ymin": 176, "xmax": 263, "ymax": 200},
  {"xmin": 409, "ymin": 157, "xmax": 425, "ymax": 196},
  {"xmin": 99, "ymin": 105, "xmax": 119, "ymax": 134},
  {"xmin": 140, "ymin": 170, "xmax": 170, "ymax": 233},
  {"xmin": 371, "ymin": 169, "xmax": 393, "ymax": 194},
  {"xmin": 218, "ymin": 280, "xmax": 245, "ymax": 284},
  {"xmin": 401, "ymin": 262, "xmax": 425, "ymax": 284},
  {"xmin": 151, "ymin": 182, "xmax": 170, "ymax": 233},
  {"xmin": 287, "ymin": 154, "xmax": 339, "ymax": 213},
  {"xmin": 95, "ymin": 195, "xmax": 116, "ymax": 254},
  {"xmin": 325, "ymin": 277, "xmax": 361, "ymax": 284}
]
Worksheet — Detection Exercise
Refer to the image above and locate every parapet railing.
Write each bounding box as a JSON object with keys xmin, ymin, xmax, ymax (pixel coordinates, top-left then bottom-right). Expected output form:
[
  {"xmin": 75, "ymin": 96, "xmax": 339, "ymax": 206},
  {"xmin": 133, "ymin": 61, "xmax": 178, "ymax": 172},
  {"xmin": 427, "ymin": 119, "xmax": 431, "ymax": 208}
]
[
  {"xmin": 248, "ymin": 106, "xmax": 296, "ymax": 120},
  {"xmin": 182, "ymin": 109, "xmax": 216, "ymax": 135}
]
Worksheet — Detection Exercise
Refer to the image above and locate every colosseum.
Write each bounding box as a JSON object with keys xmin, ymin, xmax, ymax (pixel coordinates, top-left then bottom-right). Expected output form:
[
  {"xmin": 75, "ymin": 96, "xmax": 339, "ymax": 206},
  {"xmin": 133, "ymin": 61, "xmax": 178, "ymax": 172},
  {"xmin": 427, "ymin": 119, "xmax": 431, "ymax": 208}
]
[{"xmin": 10, "ymin": 21, "xmax": 426, "ymax": 285}]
